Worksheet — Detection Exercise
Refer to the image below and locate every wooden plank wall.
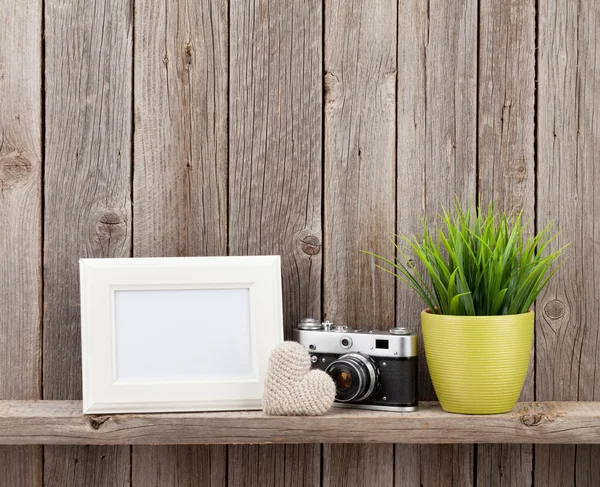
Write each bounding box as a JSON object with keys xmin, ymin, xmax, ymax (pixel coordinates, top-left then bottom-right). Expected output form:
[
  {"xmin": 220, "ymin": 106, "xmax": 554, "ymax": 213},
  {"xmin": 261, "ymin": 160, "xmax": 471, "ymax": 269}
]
[
  {"xmin": 0, "ymin": 1, "xmax": 42, "ymax": 485},
  {"xmin": 0, "ymin": 0, "xmax": 598, "ymax": 485}
]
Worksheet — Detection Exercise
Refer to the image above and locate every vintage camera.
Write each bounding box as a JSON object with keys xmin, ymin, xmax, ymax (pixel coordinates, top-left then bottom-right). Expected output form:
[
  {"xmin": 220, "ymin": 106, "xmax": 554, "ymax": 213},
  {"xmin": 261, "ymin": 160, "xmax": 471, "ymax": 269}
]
[{"xmin": 294, "ymin": 318, "xmax": 418, "ymax": 412}]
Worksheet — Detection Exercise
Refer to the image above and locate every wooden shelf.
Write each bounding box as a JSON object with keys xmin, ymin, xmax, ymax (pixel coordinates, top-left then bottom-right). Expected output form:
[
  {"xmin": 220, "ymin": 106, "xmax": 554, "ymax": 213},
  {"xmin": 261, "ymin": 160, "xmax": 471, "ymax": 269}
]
[{"xmin": 1, "ymin": 400, "xmax": 599, "ymax": 445}]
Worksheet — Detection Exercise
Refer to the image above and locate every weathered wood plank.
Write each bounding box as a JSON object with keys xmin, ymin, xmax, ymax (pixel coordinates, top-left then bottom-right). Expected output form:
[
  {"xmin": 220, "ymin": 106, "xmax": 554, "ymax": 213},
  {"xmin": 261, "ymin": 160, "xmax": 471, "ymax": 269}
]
[
  {"xmin": 133, "ymin": 0, "xmax": 229, "ymax": 484},
  {"xmin": 0, "ymin": 446, "xmax": 41, "ymax": 487},
  {"xmin": 133, "ymin": 446, "xmax": 226, "ymax": 486},
  {"xmin": 323, "ymin": 444, "xmax": 393, "ymax": 487},
  {"xmin": 395, "ymin": 0, "xmax": 478, "ymax": 484},
  {"xmin": 477, "ymin": 444, "xmax": 533, "ymax": 487},
  {"xmin": 477, "ymin": 0, "xmax": 536, "ymax": 484},
  {"xmin": 2, "ymin": 401, "xmax": 600, "ymax": 445},
  {"xmin": 227, "ymin": 445, "xmax": 284, "ymax": 486},
  {"xmin": 228, "ymin": 445, "xmax": 320, "ymax": 487},
  {"xmin": 536, "ymin": 0, "xmax": 600, "ymax": 485},
  {"xmin": 422, "ymin": 0, "xmax": 479, "ymax": 484},
  {"xmin": 395, "ymin": 2, "xmax": 427, "ymax": 484},
  {"xmin": 43, "ymin": 0, "xmax": 133, "ymax": 483},
  {"xmin": 45, "ymin": 446, "xmax": 129, "ymax": 487},
  {"xmin": 324, "ymin": 0, "xmax": 396, "ymax": 328},
  {"xmin": 394, "ymin": 445, "xmax": 474, "ymax": 487},
  {"xmin": 134, "ymin": 0, "xmax": 228, "ymax": 257},
  {"xmin": 0, "ymin": 0, "xmax": 43, "ymax": 484},
  {"xmin": 228, "ymin": 0, "xmax": 323, "ymax": 481},
  {"xmin": 324, "ymin": 0, "xmax": 396, "ymax": 483}
]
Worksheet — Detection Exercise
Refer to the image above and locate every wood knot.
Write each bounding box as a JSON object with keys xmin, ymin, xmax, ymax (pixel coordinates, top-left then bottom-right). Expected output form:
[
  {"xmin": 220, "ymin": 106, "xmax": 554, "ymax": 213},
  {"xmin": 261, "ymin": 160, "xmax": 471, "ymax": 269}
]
[
  {"xmin": 89, "ymin": 416, "xmax": 109, "ymax": 430},
  {"xmin": 99, "ymin": 210, "xmax": 124, "ymax": 226},
  {"xmin": 517, "ymin": 402, "xmax": 563, "ymax": 428},
  {"xmin": 184, "ymin": 43, "xmax": 194, "ymax": 66},
  {"xmin": 0, "ymin": 150, "xmax": 36, "ymax": 189},
  {"xmin": 520, "ymin": 413, "xmax": 543, "ymax": 427},
  {"xmin": 544, "ymin": 299, "xmax": 565, "ymax": 319},
  {"xmin": 300, "ymin": 235, "xmax": 321, "ymax": 256},
  {"xmin": 505, "ymin": 158, "xmax": 527, "ymax": 183},
  {"xmin": 92, "ymin": 207, "xmax": 129, "ymax": 255},
  {"xmin": 324, "ymin": 71, "xmax": 340, "ymax": 102}
]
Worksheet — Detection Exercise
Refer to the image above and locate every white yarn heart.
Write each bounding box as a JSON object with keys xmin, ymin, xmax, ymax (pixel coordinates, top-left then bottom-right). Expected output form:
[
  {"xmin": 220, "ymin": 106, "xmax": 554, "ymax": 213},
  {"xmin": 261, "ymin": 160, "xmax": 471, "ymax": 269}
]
[{"xmin": 262, "ymin": 341, "xmax": 336, "ymax": 416}]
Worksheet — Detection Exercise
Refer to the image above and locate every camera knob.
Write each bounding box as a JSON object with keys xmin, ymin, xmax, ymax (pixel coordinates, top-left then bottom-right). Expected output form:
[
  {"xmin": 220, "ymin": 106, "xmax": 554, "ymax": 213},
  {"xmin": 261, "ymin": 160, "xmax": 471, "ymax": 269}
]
[
  {"xmin": 297, "ymin": 318, "xmax": 323, "ymax": 330},
  {"xmin": 332, "ymin": 325, "xmax": 349, "ymax": 332},
  {"xmin": 390, "ymin": 327, "xmax": 411, "ymax": 335}
]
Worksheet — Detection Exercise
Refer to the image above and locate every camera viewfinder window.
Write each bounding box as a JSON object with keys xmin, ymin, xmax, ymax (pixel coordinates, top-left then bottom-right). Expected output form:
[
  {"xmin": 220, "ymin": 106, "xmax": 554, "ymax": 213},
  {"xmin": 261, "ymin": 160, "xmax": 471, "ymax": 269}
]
[{"xmin": 375, "ymin": 339, "xmax": 389, "ymax": 349}]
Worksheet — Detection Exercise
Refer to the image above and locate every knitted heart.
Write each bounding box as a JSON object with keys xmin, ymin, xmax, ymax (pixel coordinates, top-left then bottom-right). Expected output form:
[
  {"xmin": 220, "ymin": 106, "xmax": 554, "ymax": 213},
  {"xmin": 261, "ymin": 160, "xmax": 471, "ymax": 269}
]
[{"xmin": 262, "ymin": 341, "xmax": 336, "ymax": 416}]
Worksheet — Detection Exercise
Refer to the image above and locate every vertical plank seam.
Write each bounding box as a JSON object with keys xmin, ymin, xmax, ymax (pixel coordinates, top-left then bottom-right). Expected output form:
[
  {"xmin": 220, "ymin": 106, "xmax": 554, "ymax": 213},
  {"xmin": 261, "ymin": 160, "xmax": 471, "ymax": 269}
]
[
  {"xmin": 130, "ymin": 1, "xmax": 136, "ymax": 484},
  {"xmin": 393, "ymin": 0, "xmax": 399, "ymax": 330},
  {"xmin": 532, "ymin": 0, "xmax": 539, "ymax": 484},
  {"xmin": 320, "ymin": 444, "xmax": 324, "ymax": 486},
  {"xmin": 320, "ymin": 0, "xmax": 326, "ymax": 323},
  {"xmin": 320, "ymin": 0, "xmax": 326, "ymax": 482},
  {"xmin": 393, "ymin": 0, "xmax": 399, "ymax": 482},
  {"xmin": 226, "ymin": 0, "xmax": 231, "ymax": 258},
  {"xmin": 474, "ymin": 1, "xmax": 482, "ymax": 484},
  {"xmin": 41, "ymin": 0, "xmax": 47, "ymax": 482},
  {"xmin": 423, "ymin": 0, "xmax": 429, "ymax": 212},
  {"xmin": 226, "ymin": 0, "xmax": 232, "ymax": 477},
  {"xmin": 475, "ymin": 0, "xmax": 481, "ymax": 202},
  {"xmin": 131, "ymin": 0, "xmax": 136, "ymax": 262},
  {"xmin": 225, "ymin": 443, "xmax": 229, "ymax": 485}
]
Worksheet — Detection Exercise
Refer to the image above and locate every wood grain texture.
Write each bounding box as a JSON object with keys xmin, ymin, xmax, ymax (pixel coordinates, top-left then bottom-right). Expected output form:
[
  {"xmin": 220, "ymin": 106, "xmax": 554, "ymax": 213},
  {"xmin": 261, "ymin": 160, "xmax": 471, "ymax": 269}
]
[
  {"xmin": 133, "ymin": 0, "xmax": 229, "ymax": 484},
  {"xmin": 396, "ymin": 0, "xmax": 427, "ymax": 330},
  {"xmin": 43, "ymin": 0, "xmax": 133, "ymax": 483},
  {"xmin": 396, "ymin": 446, "xmax": 473, "ymax": 487},
  {"xmin": 396, "ymin": 0, "xmax": 478, "ymax": 484},
  {"xmin": 423, "ymin": 0, "xmax": 478, "ymax": 483},
  {"xmin": 324, "ymin": 0, "xmax": 396, "ymax": 329},
  {"xmin": 323, "ymin": 444, "xmax": 393, "ymax": 487},
  {"xmin": 45, "ymin": 445, "xmax": 129, "ymax": 487},
  {"xmin": 228, "ymin": 445, "xmax": 320, "ymax": 487},
  {"xmin": 477, "ymin": 0, "xmax": 535, "ymax": 484},
  {"xmin": 0, "ymin": 0, "xmax": 43, "ymax": 483},
  {"xmin": 3, "ymin": 401, "xmax": 600, "ymax": 445},
  {"xmin": 415, "ymin": 0, "xmax": 479, "ymax": 400},
  {"xmin": 395, "ymin": 3, "xmax": 428, "ymax": 485},
  {"xmin": 477, "ymin": 444, "xmax": 533, "ymax": 487},
  {"xmin": 228, "ymin": 0, "xmax": 322, "ymax": 481},
  {"xmin": 536, "ymin": 0, "xmax": 600, "ymax": 485},
  {"xmin": 134, "ymin": 0, "xmax": 227, "ymax": 257},
  {"xmin": 133, "ymin": 446, "xmax": 226, "ymax": 486},
  {"xmin": 229, "ymin": 0, "xmax": 323, "ymax": 329},
  {"xmin": 324, "ymin": 0, "xmax": 396, "ymax": 483}
]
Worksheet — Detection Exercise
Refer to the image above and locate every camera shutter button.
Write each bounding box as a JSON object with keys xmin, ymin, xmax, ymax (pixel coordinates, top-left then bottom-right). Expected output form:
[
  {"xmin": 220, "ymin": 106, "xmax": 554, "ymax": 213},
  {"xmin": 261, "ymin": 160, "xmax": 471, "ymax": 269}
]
[
  {"xmin": 298, "ymin": 318, "xmax": 323, "ymax": 330},
  {"xmin": 390, "ymin": 327, "xmax": 410, "ymax": 335}
]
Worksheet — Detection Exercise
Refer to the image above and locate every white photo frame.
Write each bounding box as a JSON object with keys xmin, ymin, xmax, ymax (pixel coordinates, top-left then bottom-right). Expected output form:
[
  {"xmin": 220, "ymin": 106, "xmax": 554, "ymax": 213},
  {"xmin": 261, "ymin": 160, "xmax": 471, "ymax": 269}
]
[{"xmin": 79, "ymin": 256, "xmax": 283, "ymax": 414}]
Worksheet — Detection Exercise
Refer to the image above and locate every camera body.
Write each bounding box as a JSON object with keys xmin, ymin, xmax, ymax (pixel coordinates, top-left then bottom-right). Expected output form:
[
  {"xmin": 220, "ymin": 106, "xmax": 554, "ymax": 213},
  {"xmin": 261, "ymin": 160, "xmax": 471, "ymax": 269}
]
[{"xmin": 294, "ymin": 318, "xmax": 418, "ymax": 412}]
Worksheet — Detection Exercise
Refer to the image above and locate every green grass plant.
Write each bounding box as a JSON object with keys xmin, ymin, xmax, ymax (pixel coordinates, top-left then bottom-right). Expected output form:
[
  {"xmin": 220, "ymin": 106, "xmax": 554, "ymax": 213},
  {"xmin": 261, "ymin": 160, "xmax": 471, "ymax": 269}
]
[{"xmin": 365, "ymin": 201, "xmax": 567, "ymax": 316}]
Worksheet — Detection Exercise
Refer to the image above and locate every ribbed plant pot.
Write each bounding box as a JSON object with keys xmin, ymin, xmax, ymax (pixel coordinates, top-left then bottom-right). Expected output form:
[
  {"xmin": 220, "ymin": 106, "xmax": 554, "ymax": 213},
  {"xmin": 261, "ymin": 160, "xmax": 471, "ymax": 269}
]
[{"xmin": 421, "ymin": 310, "xmax": 534, "ymax": 414}]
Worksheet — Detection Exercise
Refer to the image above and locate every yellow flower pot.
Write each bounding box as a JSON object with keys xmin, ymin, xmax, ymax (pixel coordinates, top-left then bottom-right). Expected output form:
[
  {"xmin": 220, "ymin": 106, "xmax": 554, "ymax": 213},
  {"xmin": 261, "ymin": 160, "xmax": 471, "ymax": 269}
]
[{"xmin": 421, "ymin": 310, "xmax": 534, "ymax": 414}]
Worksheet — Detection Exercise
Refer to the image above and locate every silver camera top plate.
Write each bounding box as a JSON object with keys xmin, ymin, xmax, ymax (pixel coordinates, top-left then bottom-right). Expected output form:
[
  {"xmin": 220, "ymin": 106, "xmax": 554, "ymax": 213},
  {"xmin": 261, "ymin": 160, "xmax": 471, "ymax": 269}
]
[{"xmin": 293, "ymin": 320, "xmax": 417, "ymax": 358}]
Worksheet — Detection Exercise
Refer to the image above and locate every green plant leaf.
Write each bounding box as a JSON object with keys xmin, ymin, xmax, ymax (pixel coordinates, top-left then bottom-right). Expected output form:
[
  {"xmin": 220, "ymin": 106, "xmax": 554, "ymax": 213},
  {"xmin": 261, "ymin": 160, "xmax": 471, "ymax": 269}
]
[{"xmin": 365, "ymin": 200, "xmax": 568, "ymax": 316}]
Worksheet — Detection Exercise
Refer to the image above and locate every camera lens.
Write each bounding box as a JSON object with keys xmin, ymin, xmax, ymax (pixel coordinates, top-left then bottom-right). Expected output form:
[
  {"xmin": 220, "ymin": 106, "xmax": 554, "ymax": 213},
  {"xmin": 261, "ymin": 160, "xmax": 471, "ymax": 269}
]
[
  {"xmin": 326, "ymin": 353, "xmax": 380, "ymax": 402},
  {"xmin": 336, "ymin": 371, "xmax": 353, "ymax": 389}
]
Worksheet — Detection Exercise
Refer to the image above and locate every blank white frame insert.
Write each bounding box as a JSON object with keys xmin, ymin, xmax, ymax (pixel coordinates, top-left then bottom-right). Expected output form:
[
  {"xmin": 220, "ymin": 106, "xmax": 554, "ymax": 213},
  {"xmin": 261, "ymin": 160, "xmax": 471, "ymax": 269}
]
[{"xmin": 79, "ymin": 256, "xmax": 283, "ymax": 414}]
